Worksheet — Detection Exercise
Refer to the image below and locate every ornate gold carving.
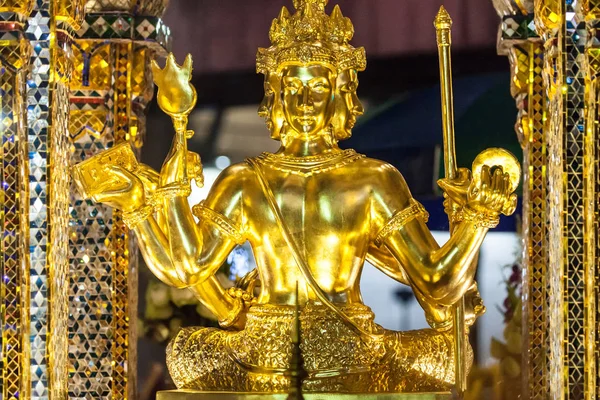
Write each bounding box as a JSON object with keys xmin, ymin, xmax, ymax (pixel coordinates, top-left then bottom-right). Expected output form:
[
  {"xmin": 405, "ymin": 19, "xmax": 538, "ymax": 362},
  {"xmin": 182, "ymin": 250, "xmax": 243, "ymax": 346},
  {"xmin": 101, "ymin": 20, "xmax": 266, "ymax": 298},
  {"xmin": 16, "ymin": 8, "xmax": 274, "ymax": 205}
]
[
  {"xmin": 255, "ymin": 149, "xmax": 365, "ymax": 177},
  {"xmin": 56, "ymin": 0, "xmax": 86, "ymax": 30},
  {"xmin": 375, "ymin": 200, "xmax": 430, "ymax": 246},
  {"xmin": 122, "ymin": 204, "xmax": 155, "ymax": 229},
  {"xmin": 452, "ymin": 207, "xmax": 500, "ymax": 230},
  {"xmin": 257, "ymin": 0, "xmax": 366, "ymax": 73},
  {"xmin": 166, "ymin": 303, "xmax": 461, "ymax": 392},
  {"xmin": 153, "ymin": 183, "xmax": 193, "ymax": 203},
  {"xmin": 74, "ymin": 3, "xmax": 519, "ymax": 395},
  {"xmin": 192, "ymin": 202, "xmax": 245, "ymax": 245}
]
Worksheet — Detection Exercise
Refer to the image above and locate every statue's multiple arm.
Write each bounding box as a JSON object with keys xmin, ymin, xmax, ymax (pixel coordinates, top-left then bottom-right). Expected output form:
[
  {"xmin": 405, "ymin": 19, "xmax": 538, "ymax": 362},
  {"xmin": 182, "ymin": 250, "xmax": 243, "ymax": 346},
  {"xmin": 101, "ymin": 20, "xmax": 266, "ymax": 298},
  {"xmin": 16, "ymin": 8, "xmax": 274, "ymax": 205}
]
[
  {"xmin": 89, "ymin": 139, "xmax": 247, "ymax": 326},
  {"xmin": 132, "ymin": 206, "xmax": 241, "ymax": 325},
  {"xmin": 370, "ymin": 163, "xmax": 508, "ymax": 311}
]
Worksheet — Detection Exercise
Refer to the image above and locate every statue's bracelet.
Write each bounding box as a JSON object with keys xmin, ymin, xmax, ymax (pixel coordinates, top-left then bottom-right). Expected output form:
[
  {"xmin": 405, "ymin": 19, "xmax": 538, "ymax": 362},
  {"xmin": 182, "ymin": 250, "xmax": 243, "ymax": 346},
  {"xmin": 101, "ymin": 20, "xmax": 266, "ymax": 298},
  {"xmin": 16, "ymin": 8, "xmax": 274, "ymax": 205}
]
[
  {"xmin": 427, "ymin": 316, "xmax": 453, "ymax": 332},
  {"xmin": 453, "ymin": 206, "xmax": 500, "ymax": 230},
  {"xmin": 122, "ymin": 204, "xmax": 155, "ymax": 229},
  {"xmin": 151, "ymin": 182, "xmax": 192, "ymax": 206}
]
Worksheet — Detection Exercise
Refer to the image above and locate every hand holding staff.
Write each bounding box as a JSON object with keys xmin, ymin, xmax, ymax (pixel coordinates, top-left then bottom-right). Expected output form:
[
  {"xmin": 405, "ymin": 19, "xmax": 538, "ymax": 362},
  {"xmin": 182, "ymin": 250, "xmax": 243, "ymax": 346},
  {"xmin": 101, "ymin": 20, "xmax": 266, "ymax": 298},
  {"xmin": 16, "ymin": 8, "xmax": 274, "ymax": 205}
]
[{"xmin": 435, "ymin": 6, "xmax": 468, "ymax": 396}]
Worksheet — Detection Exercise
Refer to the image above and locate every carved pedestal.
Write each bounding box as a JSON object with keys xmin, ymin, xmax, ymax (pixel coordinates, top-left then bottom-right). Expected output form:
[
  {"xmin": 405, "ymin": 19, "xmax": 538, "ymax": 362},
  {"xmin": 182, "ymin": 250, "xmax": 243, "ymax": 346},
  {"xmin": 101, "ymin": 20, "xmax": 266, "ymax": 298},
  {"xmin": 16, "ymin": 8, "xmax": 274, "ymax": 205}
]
[{"xmin": 156, "ymin": 391, "xmax": 452, "ymax": 400}]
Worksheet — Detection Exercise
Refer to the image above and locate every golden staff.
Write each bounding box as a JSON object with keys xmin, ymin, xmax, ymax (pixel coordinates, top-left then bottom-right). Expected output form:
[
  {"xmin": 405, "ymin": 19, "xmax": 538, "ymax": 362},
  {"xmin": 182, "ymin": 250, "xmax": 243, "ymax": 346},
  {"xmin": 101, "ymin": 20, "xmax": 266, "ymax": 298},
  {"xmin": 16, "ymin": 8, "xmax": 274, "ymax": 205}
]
[{"xmin": 434, "ymin": 6, "xmax": 468, "ymax": 396}]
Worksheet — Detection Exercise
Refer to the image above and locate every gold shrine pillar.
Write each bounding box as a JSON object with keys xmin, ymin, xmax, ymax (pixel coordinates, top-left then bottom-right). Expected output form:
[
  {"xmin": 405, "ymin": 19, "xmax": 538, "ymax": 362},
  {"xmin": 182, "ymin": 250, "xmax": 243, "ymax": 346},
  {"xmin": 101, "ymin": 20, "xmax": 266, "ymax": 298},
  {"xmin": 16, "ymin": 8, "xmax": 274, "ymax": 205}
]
[
  {"xmin": 0, "ymin": 0, "xmax": 84, "ymax": 398},
  {"xmin": 0, "ymin": 3, "xmax": 31, "ymax": 398},
  {"xmin": 68, "ymin": 1, "xmax": 170, "ymax": 399},
  {"xmin": 495, "ymin": 1, "xmax": 599, "ymax": 399},
  {"xmin": 0, "ymin": 0, "xmax": 169, "ymax": 398}
]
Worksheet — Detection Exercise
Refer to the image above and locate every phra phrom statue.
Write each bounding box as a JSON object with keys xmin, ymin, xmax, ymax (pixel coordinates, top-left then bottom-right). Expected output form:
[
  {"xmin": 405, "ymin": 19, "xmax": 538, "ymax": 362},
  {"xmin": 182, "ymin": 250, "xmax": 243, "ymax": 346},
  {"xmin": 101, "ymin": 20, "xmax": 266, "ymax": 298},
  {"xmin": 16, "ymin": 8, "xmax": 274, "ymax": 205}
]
[{"xmin": 73, "ymin": 0, "xmax": 520, "ymax": 395}]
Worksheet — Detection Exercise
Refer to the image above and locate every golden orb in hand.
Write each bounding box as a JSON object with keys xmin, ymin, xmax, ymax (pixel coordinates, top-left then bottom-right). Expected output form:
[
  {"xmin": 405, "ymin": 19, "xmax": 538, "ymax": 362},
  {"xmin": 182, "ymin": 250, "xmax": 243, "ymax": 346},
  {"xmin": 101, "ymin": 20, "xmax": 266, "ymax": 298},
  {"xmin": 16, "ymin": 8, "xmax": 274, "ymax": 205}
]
[{"xmin": 472, "ymin": 148, "xmax": 521, "ymax": 194}]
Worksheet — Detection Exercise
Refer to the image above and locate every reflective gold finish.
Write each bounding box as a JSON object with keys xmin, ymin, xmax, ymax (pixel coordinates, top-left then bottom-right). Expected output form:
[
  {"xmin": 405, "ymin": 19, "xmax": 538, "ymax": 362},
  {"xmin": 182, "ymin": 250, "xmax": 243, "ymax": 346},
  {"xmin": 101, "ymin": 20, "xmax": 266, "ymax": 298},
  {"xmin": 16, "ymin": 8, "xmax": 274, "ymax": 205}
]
[
  {"xmin": 0, "ymin": 0, "xmax": 33, "ymax": 13},
  {"xmin": 434, "ymin": 8, "xmax": 466, "ymax": 394},
  {"xmin": 152, "ymin": 54, "xmax": 197, "ymax": 137},
  {"xmin": 157, "ymin": 392, "xmax": 452, "ymax": 400},
  {"xmin": 68, "ymin": 2, "xmax": 171, "ymax": 397},
  {"xmin": 156, "ymin": 390, "xmax": 452, "ymax": 400},
  {"xmin": 74, "ymin": 0, "xmax": 520, "ymax": 394},
  {"xmin": 534, "ymin": 0, "xmax": 562, "ymax": 36},
  {"xmin": 0, "ymin": 25, "xmax": 30, "ymax": 400},
  {"xmin": 55, "ymin": 0, "xmax": 85, "ymax": 29},
  {"xmin": 497, "ymin": 1, "xmax": 600, "ymax": 398}
]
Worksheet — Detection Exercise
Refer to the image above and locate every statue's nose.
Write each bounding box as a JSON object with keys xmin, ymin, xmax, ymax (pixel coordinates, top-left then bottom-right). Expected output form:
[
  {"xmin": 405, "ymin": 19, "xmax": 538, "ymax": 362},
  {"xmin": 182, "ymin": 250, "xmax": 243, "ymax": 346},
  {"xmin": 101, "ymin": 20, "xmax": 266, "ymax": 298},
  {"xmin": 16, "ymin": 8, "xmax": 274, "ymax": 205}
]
[{"xmin": 297, "ymin": 86, "xmax": 314, "ymax": 111}]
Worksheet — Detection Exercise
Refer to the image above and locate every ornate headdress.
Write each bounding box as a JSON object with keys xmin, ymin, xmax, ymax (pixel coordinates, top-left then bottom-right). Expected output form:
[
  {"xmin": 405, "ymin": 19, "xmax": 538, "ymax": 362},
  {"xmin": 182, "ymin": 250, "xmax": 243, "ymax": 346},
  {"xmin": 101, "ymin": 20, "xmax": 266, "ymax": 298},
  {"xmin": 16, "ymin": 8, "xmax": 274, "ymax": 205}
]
[{"xmin": 256, "ymin": 0, "xmax": 366, "ymax": 74}]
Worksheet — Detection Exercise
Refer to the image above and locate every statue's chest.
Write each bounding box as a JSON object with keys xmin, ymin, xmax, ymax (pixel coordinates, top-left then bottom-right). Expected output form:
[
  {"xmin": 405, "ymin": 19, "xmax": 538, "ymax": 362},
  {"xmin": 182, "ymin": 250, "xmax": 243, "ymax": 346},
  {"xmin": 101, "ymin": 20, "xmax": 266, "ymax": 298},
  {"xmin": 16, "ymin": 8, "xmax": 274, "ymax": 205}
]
[{"xmin": 253, "ymin": 174, "xmax": 370, "ymax": 236}]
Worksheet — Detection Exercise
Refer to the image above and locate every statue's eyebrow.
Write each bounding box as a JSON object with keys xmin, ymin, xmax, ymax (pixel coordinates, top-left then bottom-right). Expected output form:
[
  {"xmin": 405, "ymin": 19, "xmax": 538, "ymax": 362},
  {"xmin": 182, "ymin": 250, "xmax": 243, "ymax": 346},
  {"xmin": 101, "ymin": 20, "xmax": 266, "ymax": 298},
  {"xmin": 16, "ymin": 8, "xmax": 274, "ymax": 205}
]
[
  {"xmin": 308, "ymin": 76, "xmax": 330, "ymax": 85},
  {"xmin": 283, "ymin": 76, "xmax": 302, "ymax": 85}
]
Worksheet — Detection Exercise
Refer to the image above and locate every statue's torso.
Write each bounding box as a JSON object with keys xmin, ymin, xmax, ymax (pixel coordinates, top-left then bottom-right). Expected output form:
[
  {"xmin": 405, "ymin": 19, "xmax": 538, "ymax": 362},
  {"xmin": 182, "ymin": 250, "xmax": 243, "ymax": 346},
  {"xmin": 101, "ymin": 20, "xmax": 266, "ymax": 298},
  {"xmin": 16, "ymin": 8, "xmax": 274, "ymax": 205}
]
[{"xmin": 226, "ymin": 154, "xmax": 407, "ymax": 306}]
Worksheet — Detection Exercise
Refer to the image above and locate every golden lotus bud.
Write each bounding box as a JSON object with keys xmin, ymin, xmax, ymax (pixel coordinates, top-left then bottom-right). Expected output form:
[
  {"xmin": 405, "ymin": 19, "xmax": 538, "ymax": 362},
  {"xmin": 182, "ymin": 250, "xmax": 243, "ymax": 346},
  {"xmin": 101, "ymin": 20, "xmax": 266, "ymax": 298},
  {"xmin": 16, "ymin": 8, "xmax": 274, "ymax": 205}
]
[{"xmin": 151, "ymin": 53, "xmax": 197, "ymax": 117}]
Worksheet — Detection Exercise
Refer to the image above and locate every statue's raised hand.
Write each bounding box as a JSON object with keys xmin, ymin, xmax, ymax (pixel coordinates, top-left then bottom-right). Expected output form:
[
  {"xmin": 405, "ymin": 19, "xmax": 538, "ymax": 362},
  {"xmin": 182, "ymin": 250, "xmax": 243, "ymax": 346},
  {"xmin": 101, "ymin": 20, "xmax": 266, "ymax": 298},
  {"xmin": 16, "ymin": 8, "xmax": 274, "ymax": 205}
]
[
  {"xmin": 159, "ymin": 133, "xmax": 203, "ymax": 188},
  {"xmin": 91, "ymin": 167, "xmax": 146, "ymax": 212},
  {"xmin": 467, "ymin": 164, "xmax": 517, "ymax": 216},
  {"xmin": 467, "ymin": 148, "xmax": 520, "ymax": 217},
  {"xmin": 72, "ymin": 143, "xmax": 151, "ymax": 212}
]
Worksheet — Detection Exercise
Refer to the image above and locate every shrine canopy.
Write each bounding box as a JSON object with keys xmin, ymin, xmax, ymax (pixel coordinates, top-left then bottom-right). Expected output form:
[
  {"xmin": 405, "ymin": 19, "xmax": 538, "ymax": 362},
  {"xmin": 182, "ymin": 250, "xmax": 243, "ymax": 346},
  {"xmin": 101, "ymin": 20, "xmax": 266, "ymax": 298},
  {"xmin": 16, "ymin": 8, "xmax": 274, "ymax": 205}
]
[{"xmin": 163, "ymin": 0, "xmax": 499, "ymax": 74}]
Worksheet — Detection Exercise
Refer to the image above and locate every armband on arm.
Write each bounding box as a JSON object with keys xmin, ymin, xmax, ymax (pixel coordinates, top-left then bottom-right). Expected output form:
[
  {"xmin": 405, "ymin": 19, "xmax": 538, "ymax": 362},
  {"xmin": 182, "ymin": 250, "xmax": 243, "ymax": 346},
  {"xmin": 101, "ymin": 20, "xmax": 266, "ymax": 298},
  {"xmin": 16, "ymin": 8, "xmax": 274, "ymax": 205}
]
[
  {"xmin": 192, "ymin": 201, "xmax": 245, "ymax": 245},
  {"xmin": 451, "ymin": 206, "xmax": 499, "ymax": 230},
  {"xmin": 374, "ymin": 199, "xmax": 429, "ymax": 247}
]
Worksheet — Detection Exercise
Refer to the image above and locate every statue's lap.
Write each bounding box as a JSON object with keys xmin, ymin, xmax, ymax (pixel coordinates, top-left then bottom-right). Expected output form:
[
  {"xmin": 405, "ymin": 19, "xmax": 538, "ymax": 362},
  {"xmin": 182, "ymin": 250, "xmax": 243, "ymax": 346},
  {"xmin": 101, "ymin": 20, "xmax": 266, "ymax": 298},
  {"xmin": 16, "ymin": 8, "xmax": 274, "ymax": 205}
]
[{"xmin": 166, "ymin": 303, "xmax": 461, "ymax": 393}]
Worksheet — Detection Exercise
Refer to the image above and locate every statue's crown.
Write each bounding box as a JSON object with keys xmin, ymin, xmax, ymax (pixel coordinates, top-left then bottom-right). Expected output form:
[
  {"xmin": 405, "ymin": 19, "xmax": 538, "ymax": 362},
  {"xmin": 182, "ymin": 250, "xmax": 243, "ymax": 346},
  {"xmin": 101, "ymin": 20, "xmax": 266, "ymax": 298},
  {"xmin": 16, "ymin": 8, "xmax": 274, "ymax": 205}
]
[{"xmin": 257, "ymin": 0, "xmax": 366, "ymax": 74}]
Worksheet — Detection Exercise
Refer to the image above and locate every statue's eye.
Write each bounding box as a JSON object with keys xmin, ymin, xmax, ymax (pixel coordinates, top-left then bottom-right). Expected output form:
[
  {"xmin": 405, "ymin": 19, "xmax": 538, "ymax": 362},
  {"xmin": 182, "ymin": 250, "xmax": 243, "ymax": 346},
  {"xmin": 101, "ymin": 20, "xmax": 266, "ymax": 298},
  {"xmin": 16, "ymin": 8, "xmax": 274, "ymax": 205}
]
[
  {"xmin": 311, "ymin": 82, "xmax": 328, "ymax": 93},
  {"xmin": 283, "ymin": 79, "xmax": 301, "ymax": 94}
]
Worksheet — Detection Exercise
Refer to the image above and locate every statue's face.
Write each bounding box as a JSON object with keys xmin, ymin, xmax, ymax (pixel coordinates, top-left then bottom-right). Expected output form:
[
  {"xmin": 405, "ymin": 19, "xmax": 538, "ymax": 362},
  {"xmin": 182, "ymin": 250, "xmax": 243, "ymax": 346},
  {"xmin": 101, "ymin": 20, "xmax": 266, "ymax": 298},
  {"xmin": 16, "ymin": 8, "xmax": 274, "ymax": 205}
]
[
  {"xmin": 333, "ymin": 69, "xmax": 364, "ymax": 139},
  {"xmin": 281, "ymin": 64, "xmax": 335, "ymax": 137},
  {"xmin": 258, "ymin": 72, "xmax": 284, "ymax": 138}
]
